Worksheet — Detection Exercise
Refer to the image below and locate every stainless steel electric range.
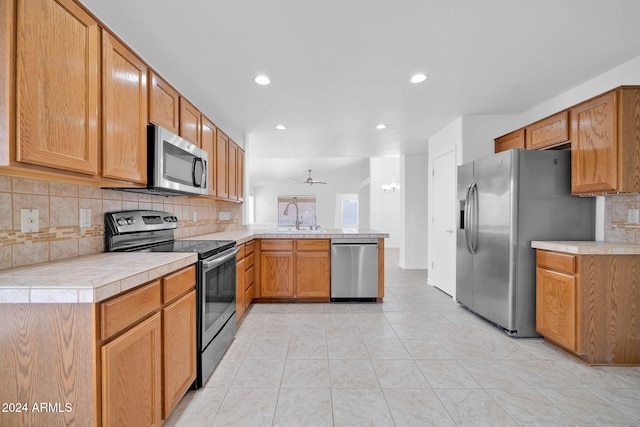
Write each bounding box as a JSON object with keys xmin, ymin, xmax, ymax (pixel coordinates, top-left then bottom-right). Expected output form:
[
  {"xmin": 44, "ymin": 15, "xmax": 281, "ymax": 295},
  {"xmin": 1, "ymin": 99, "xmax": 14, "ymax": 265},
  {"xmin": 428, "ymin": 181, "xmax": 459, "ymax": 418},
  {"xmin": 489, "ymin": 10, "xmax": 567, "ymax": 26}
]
[{"xmin": 105, "ymin": 210, "xmax": 238, "ymax": 389}]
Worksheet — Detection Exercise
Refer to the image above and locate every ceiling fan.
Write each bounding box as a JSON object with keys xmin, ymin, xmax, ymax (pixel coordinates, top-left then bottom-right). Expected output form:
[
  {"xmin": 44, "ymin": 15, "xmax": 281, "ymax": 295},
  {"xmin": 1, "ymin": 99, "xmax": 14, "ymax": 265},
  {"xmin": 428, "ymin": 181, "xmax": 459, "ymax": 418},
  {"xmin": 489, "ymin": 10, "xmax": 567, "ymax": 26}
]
[{"xmin": 296, "ymin": 169, "xmax": 327, "ymax": 185}]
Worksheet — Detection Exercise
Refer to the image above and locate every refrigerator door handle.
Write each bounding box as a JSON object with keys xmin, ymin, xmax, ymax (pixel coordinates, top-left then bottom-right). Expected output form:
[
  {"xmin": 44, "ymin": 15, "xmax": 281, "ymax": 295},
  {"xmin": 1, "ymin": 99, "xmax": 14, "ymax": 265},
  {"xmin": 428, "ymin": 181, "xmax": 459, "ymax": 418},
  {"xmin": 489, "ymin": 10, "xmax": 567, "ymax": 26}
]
[
  {"xmin": 464, "ymin": 182, "xmax": 477, "ymax": 255},
  {"xmin": 469, "ymin": 182, "xmax": 479, "ymax": 254}
]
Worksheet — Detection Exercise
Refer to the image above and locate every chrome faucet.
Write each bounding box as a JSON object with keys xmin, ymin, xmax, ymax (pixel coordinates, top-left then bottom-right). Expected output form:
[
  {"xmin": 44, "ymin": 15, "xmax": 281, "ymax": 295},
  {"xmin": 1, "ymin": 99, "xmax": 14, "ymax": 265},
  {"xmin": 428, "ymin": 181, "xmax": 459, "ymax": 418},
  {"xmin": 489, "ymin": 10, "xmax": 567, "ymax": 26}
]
[{"xmin": 283, "ymin": 200, "xmax": 300, "ymax": 230}]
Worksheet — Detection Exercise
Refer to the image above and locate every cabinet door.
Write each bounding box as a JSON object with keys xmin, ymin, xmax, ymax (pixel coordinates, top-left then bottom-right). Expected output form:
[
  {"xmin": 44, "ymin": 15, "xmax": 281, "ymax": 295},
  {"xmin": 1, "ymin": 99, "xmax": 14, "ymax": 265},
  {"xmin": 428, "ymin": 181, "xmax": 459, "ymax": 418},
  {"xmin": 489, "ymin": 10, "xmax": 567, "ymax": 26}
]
[
  {"xmin": 163, "ymin": 290, "xmax": 196, "ymax": 418},
  {"xmin": 216, "ymin": 131, "xmax": 229, "ymax": 199},
  {"xmin": 236, "ymin": 257, "xmax": 246, "ymax": 320},
  {"xmin": 16, "ymin": 0, "xmax": 99, "ymax": 175},
  {"xmin": 228, "ymin": 140, "xmax": 238, "ymax": 200},
  {"xmin": 237, "ymin": 148, "xmax": 245, "ymax": 202},
  {"xmin": 260, "ymin": 252, "xmax": 295, "ymax": 297},
  {"xmin": 295, "ymin": 252, "xmax": 330, "ymax": 298},
  {"xmin": 494, "ymin": 129, "xmax": 524, "ymax": 153},
  {"xmin": 149, "ymin": 72, "xmax": 180, "ymax": 134},
  {"xmin": 179, "ymin": 98, "xmax": 202, "ymax": 147},
  {"xmin": 102, "ymin": 31, "xmax": 147, "ymax": 184},
  {"xmin": 570, "ymin": 91, "xmax": 617, "ymax": 194},
  {"xmin": 102, "ymin": 312, "xmax": 162, "ymax": 427},
  {"xmin": 525, "ymin": 110, "xmax": 569, "ymax": 150},
  {"xmin": 535, "ymin": 267, "xmax": 577, "ymax": 352},
  {"xmin": 202, "ymin": 118, "xmax": 217, "ymax": 196}
]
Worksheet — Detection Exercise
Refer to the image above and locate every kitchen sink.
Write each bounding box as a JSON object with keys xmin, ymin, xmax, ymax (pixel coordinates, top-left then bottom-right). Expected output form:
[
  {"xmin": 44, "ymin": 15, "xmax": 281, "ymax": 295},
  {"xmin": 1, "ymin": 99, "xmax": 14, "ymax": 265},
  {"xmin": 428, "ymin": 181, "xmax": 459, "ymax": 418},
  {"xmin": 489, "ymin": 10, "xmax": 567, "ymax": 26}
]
[{"xmin": 267, "ymin": 228, "xmax": 327, "ymax": 233}]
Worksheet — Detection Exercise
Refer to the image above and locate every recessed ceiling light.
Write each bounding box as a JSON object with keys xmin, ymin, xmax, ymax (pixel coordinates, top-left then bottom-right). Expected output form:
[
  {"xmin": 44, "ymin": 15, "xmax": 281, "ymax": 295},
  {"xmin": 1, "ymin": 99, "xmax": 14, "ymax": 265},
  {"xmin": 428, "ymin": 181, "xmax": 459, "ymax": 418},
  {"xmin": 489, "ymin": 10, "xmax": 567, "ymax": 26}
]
[
  {"xmin": 275, "ymin": 124, "xmax": 287, "ymax": 130},
  {"xmin": 409, "ymin": 73, "xmax": 428, "ymax": 84},
  {"xmin": 376, "ymin": 124, "xmax": 387, "ymax": 130},
  {"xmin": 254, "ymin": 75, "xmax": 271, "ymax": 85}
]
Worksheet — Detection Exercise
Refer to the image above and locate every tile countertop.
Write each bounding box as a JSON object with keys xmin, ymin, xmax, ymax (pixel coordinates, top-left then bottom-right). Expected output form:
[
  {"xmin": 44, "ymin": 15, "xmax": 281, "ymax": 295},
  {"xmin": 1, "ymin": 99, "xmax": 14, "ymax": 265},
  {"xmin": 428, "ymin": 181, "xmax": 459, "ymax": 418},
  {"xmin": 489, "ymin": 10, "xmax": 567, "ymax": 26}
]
[
  {"xmin": 531, "ymin": 240, "xmax": 640, "ymax": 255},
  {"xmin": 185, "ymin": 228, "xmax": 390, "ymax": 245},
  {"xmin": 0, "ymin": 252, "xmax": 198, "ymax": 304},
  {"xmin": 0, "ymin": 229, "xmax": 388, "ymax": 304}
]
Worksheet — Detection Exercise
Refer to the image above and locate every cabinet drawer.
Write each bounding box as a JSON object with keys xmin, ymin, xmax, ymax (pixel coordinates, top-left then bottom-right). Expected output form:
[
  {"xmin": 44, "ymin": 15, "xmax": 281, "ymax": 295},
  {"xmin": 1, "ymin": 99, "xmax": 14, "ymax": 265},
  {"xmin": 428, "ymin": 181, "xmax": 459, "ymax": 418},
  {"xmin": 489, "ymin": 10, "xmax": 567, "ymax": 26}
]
[
  {"xmin": 261, "ymin": 239, "xmax": 293, "ymax": 251},
  {"xmin": 296, "ymin": 239, "xmax": 330, "ymax": 251},
  {"xmin": 101, "ymin": 280, "xmax": 161, "ymax": 339},
  {"xmin": 536, "ymin": 250, "xmax": 576, "ymax": 274},
  {"xmin": 163, "ymin": 265, "xmax": 196, "ymax": 304},
  {"xmin": 236, "ymin": 244, "xmax": 246, "ymax": 260},
  {"xmin": 245, "ymin": 240, "xmax": 255, "ymax": 255},
  {"xmin": 245, "ymin": 265, "xmax": 255, "ymax": 289},
  {"xmin": 245, "ymin": 253, "xmax": 254, "ymax": 269},
  {"xmin": 245, "ymin": 282, "xmax": 255, "ymax": 306}
]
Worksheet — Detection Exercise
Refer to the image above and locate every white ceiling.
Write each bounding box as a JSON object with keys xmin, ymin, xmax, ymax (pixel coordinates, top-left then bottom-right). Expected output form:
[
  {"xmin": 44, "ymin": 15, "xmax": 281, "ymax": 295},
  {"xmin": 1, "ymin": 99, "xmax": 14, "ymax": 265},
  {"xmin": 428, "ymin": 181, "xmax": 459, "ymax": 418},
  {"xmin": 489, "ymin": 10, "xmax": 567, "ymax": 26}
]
[{"xmin": 81, "ymin": 0, "xmax": 640, "ymax": 185}]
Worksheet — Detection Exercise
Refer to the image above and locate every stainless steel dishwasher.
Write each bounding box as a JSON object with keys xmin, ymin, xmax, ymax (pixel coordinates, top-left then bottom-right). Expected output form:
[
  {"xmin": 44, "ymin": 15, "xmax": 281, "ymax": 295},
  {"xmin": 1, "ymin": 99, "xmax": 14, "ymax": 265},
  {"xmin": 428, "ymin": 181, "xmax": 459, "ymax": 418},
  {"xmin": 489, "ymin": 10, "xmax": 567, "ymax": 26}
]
[{"xmin": 331, "ymin": 238, "xmax": 378, "ymax": 301}]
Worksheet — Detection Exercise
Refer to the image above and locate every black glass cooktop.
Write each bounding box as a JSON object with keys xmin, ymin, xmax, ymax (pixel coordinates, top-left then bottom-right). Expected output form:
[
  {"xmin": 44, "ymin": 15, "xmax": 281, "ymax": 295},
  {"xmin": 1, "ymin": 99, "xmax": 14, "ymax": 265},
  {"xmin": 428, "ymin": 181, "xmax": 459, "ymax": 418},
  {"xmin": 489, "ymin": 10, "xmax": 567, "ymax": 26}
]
[{"xmin": 138, "ymin": 240, "xmax": 236, "ymax": 259}]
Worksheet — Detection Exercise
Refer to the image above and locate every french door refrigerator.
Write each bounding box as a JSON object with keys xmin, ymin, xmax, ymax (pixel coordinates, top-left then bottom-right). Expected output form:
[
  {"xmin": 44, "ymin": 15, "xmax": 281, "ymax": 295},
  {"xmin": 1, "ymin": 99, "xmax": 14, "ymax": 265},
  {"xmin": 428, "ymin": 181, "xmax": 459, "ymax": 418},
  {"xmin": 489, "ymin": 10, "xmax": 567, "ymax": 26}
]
[{"xmin": 456, "ymin": 149, "xmax": 595, "ymax": 337}]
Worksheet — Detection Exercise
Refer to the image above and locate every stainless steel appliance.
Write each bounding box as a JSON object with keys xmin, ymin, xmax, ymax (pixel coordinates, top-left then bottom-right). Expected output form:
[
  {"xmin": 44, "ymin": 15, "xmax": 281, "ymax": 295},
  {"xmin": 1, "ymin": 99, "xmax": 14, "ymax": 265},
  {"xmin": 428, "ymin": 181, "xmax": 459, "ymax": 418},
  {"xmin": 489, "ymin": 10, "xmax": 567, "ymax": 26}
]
[
  {"xmin": 105, "ymin": 210, "xmax": 237, "ymax": 388},
  {"xmin": 331, "ymin": 238, "xmax": 378, "ymax": 301},
  {"xmin": 456, "ymin": 149, "xmax": 594, "ymax": 337},
  {"xmin": 108, "ymin": 124, "xmax": 208, "ymax": 196}
]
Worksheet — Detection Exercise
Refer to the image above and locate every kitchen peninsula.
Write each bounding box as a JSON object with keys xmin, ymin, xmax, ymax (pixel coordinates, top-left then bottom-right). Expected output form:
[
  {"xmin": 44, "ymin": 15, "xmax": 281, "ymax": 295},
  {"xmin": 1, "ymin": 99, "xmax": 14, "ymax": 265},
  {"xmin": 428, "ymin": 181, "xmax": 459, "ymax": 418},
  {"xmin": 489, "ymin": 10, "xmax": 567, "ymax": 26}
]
[{"xmin": 0, "ymin": 228, "xmax": 388, "ymax": 426}]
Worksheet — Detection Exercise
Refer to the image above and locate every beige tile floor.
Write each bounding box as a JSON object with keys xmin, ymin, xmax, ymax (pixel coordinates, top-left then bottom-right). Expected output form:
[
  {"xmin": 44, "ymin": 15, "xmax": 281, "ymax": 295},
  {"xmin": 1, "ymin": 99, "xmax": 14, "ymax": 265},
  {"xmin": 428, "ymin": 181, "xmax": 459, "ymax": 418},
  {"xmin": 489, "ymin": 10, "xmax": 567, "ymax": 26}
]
[{"xmin": 165, "ymin": 250, "xmax": 640, "ymax": 426}]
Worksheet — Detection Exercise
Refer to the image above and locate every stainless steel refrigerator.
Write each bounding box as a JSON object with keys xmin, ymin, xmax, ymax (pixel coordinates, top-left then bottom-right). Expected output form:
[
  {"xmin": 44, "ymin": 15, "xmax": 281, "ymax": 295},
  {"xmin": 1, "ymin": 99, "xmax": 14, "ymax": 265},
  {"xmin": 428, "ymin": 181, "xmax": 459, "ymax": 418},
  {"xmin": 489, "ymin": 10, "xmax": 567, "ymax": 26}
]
[{"xmin": 456, "ymin": 149, "xmax": 594, "ymax": 337}]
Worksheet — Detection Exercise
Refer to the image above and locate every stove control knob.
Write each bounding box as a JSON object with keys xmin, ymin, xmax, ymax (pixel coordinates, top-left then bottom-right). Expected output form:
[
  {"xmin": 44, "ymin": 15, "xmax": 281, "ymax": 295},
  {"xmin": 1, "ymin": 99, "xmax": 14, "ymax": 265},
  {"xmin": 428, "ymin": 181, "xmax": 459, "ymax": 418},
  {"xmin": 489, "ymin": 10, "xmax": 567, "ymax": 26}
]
[
  {"xmin": 116, "ymin": 218, "xmax": 126, "ymax": 226},
  {"xmin": 126, "ymin": 217, "xmax": 135, "ymax": 225},
  {"xmin": 164, "ymin": 216, "xmax": 173, "ymax": 222},
  {"xmin": 172, "ymin": 216, "xmax": 178, "ymax": 222}
]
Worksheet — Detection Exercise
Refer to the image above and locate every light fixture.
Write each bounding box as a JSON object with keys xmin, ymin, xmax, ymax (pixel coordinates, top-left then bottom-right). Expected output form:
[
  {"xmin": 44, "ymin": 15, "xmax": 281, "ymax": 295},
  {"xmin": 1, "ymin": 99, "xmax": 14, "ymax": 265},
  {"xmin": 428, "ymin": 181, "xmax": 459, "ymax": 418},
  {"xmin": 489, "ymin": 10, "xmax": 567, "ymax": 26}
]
[
  {"xmin": 381, "ymin": 157, "xmax": 401, "ymax": 192},
  {"xmin": 376, "ymin": 123, "xmax": 387, "ymax": 130},
  {"xmin": 275, "ymin": 124, "xmax": 287, "ymax": 130},
  {"xmin": 254, "ymin": 75, "xmax": 271, "ymax": 85},
  {"xmin": 409, "ymin": 73, "xmax": 428, "ymax": 84}
]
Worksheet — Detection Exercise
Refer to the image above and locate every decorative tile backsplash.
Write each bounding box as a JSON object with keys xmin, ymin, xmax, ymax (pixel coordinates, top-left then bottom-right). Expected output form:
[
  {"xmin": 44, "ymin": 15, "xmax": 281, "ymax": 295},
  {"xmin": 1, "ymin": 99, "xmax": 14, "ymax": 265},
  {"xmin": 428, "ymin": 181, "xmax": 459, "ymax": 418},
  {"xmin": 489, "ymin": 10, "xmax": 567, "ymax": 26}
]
[
  {"xmin": 604, "ymin": 193, "xmax": 640, "ymax": 244},
  {"xmin": 0, "ymin": 174, "xmax": 243, "ymax": 270}
]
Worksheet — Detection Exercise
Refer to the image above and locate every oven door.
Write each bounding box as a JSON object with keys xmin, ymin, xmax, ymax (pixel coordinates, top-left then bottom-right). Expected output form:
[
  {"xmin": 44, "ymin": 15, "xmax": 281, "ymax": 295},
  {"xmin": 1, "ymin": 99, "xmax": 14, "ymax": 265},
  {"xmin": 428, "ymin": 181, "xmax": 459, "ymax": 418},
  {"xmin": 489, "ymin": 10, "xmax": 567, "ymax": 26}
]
[{"xmin": 200, "ymin": 247, "xmax": 238, "ymax": 348}]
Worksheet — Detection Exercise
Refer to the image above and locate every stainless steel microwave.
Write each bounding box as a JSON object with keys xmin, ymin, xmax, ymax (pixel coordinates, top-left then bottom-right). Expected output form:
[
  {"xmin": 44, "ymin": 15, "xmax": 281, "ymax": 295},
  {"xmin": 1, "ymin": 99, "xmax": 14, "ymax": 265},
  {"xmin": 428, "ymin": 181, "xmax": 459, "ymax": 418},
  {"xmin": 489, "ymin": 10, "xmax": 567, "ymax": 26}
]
[
  {"xmin": 103, "ymin": 124, "xmax": 208, "ymax": 197},
  {"xmin": 146, "ymin": 124, "xmax": 208, "ymax": 196}
]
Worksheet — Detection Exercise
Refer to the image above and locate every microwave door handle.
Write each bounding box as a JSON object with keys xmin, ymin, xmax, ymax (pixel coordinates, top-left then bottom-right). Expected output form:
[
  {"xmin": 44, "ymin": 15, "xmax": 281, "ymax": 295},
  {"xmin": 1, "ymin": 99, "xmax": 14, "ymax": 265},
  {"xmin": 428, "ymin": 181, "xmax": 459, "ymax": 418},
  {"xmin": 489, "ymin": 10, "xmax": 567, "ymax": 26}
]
[
  {"xmin": 192, "ymin": 158, "xmax": 204, "ymax": 187},
  {"xmin": 201, "ymin": 159, "xmax": 207, "ymax": 189}
]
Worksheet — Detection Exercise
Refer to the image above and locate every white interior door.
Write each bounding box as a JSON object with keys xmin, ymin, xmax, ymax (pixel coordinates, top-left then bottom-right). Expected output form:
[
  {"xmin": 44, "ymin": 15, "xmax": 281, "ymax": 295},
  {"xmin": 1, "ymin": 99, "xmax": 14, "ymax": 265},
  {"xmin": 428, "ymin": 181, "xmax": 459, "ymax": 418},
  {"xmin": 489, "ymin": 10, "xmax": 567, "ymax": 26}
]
[{"xmin": 430, "ymin": 149, "xmax": 456, "ymax": 297}]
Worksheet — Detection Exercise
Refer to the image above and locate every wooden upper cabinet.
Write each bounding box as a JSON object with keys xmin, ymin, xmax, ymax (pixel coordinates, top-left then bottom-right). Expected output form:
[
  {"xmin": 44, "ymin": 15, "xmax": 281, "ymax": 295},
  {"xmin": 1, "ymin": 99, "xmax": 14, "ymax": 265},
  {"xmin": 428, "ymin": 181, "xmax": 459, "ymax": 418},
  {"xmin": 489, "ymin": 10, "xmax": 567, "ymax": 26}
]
[
  {"xmin": 571, "ymin": 87, "xmax": 640, "ymax": 195},
  {"xmin": 15, "ymin": 0, "xmax": 99, "ymax": 175},
  {"xmin": 179, "ymin": 98, "xmax": 202, "ymax": 147},
  {"xmin": 237, "ymin": 148, "xmax": 245, "ymax": 202},
  {"xmin": 201, "ymin": 118, "xmax": 217, "ymax": 197},
  {"xmin": 525, "ymin": 110, "xmax": 569, "ymax": 150},
  {"xmin": 494, "ymin": 128, "xmax": 525, "ymax": 153},
  {"xmin": 102, "ymin": 31, "xmax": 147, "ymax": 184},
  {"xmin": 216, "ymin": 131, "xmax": 229, "ymax": 199},
  {"xmin": 149, "ymin": 71, "xmax": 179, "ymax": 134},
  {"xmin": 228, "ymin": 140, "xmax": 238, "ymax": 200}
]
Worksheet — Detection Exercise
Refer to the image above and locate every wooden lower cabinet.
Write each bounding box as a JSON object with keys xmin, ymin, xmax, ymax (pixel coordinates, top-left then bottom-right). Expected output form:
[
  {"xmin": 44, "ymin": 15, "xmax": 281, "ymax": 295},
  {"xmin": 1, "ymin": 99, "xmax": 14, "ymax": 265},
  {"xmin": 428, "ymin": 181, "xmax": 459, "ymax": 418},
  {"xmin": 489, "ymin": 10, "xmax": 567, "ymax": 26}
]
[
  {"xmin": 535, "ymin": 250, "xmax": 640, "ymax": 365},
  {"xmin": 260, "ymin": 251, "xmax": 295, "ymax": 297},
  {"xmin": 535, "ymin": 267, "xmax": 577, "ymax": 352},
  {"xmin": 257, "ymin": 239, "xmax": 330, "ymax": 300},
  {"xmin": 236, "ymin": 240, "xmax": 256, "ymax": 321},
  {"xmin": 101, "ymin": 313, "xmax": 162, "ymax": 427},
  {"xmin": 162, "ymin": 290, "xmax": 197, "ymax": 418}
]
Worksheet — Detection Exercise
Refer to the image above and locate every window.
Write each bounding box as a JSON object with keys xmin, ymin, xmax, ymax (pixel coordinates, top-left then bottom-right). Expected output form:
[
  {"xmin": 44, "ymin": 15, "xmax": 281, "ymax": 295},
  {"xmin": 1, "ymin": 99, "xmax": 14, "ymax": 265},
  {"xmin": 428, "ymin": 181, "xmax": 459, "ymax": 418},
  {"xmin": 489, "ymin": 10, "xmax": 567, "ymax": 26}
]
[
  {"xmin": 277, "ymin": 196, "xmax": 317, "ymax": 228},
  {"xmin": 335, "ymin": 194, "xmax": 358, "ymax": 228}
]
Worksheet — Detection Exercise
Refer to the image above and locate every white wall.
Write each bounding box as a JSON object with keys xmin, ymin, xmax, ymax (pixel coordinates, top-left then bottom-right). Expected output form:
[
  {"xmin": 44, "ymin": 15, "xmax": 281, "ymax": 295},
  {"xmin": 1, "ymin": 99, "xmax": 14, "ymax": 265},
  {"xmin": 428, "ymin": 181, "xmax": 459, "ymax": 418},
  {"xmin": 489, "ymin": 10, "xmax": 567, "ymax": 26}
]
[
  {"xmin": 399, "ymin": 153, "xmax": 429, "ymax": 269},
  {"xmin": 253, "ymin": 168, "xmax": 359, "ymax": 228},
  {"xmin": 370, "ymin": 157, "xmax": 402, "ymax": 248},
  {"xmin": 357, "ymin": 159, "xmax": 371, "ymax": 229}
]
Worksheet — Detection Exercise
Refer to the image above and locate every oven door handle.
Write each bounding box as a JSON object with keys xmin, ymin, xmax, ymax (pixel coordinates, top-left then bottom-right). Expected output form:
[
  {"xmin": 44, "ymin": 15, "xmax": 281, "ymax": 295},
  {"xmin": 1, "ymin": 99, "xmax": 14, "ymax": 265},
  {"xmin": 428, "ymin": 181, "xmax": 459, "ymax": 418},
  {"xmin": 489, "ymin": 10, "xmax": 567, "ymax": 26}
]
[{"xmin": 202, "ymin": 247, "xmax": 239, "ymax": 270}]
